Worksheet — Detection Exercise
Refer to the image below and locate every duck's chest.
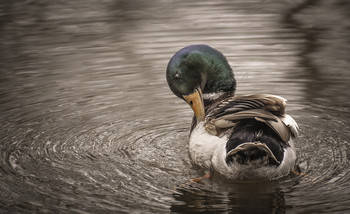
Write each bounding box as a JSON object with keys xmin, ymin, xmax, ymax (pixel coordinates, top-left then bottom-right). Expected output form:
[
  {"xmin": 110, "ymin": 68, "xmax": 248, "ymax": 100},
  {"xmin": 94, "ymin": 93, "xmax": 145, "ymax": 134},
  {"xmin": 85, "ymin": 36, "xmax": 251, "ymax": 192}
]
[{"xmin": 188, "ymin": 122, "xmax": 228, "ymax": 169}]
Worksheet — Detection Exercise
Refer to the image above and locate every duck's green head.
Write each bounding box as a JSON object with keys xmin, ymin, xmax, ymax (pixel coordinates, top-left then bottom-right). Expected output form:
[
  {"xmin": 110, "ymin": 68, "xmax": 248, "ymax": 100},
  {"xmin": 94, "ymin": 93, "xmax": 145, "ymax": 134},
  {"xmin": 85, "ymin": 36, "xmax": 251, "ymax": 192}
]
[{"xmin": 166, "ymin": 45, "xmax": 236, "ymax": 122}]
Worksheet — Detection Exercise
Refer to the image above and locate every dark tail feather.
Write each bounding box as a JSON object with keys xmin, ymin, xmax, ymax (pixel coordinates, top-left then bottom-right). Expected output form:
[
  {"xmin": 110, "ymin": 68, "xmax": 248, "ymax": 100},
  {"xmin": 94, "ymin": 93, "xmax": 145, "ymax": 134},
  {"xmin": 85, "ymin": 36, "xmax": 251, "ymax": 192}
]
[{"xmin": 225, "ymin": 120, "xmax": 285, "ymax": 166}]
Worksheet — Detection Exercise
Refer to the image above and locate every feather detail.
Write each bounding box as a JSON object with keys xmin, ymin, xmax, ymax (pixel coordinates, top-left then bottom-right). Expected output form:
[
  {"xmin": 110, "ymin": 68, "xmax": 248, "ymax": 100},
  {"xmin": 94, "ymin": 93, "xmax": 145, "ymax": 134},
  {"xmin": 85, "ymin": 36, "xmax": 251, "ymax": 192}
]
[
  {"xmin": 204, "ymin": 94, "xmax": 292, "ymax": 144},
  {"xmin": 281, "ymin": 114, "xmax": 299, "ymax": 138},
  {"xmin": 207, "ymin": 94, "xmax": 287, "ymax": 120}
]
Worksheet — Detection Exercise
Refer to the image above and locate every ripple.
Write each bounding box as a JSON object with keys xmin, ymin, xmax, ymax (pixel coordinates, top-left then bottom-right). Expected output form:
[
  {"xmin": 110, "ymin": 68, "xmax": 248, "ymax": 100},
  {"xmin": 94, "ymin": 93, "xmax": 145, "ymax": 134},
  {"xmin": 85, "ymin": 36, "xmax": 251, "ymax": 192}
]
[{"xmin": 0, "ymin": 115, "xmax": 193, "ymax": 212}]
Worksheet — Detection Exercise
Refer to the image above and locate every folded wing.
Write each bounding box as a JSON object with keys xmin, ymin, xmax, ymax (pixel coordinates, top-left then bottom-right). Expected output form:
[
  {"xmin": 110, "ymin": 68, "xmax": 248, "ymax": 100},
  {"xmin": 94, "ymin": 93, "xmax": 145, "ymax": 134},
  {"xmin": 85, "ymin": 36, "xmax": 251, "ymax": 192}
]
[{"xmin": 204, "ymin": 94, "xmax": 298, "ymax": 143}]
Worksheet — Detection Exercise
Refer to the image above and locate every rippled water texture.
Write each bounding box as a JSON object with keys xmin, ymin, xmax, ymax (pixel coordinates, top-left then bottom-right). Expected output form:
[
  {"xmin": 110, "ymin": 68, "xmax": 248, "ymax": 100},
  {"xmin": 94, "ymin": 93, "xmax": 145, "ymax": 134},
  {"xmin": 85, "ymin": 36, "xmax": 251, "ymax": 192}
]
[{"xmin": 1, "ymin": 0, "xmax": 350, "ymax": 213}]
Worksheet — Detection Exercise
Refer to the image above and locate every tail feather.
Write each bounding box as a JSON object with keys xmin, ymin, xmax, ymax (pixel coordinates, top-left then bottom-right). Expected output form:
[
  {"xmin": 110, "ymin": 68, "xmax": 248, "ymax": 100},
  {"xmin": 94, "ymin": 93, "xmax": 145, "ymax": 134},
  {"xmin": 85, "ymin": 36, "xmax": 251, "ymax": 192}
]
[{"xmin": 225, "ymin": 120, "xmax": 285, "ymax": 166}]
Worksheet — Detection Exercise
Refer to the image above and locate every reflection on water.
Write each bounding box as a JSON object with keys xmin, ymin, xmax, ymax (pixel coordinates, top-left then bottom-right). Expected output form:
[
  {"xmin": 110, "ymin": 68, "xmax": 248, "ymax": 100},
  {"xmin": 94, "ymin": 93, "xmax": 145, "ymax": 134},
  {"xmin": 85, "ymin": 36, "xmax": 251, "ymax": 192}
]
[
  {"xmin": 172, "ymin": 176, "xmax": 290, "ymax": 213},
  {"xmin": 0, "ymin": 0, "xmax": 350, "ymax": 213}
]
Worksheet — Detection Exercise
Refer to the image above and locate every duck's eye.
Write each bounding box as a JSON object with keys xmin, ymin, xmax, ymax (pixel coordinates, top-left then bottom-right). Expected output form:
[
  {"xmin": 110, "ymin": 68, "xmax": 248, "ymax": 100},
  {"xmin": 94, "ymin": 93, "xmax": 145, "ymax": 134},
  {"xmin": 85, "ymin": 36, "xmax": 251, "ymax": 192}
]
[{"xmin": 174, "ymin": 73, "xmax": 180, "ymax": 80}]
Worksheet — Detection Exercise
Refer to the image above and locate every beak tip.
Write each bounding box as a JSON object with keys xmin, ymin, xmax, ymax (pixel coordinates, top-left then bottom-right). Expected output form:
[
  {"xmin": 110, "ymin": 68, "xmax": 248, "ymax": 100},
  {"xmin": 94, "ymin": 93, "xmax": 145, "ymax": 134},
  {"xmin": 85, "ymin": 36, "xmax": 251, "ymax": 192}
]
[{"xmin": 196, "ymin": 114, "xmax": 205, "ymax": 122}]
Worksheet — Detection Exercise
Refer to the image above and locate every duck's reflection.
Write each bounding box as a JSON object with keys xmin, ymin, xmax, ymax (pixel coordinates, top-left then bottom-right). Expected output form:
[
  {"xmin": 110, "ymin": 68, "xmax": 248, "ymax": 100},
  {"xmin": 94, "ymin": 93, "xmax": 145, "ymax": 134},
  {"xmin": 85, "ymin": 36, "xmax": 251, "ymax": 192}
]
[{"xmin": 172, "ymin": 175, "xmax": 288, "ymax": 213}]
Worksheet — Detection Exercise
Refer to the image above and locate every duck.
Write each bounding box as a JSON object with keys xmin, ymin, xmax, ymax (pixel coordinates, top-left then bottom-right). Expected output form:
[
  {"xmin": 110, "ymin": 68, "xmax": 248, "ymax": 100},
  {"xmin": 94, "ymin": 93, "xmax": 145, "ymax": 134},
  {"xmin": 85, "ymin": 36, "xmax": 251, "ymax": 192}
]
[{"xmin": 166, "ymin": 44, "xmax": 299, "ymax": 180}]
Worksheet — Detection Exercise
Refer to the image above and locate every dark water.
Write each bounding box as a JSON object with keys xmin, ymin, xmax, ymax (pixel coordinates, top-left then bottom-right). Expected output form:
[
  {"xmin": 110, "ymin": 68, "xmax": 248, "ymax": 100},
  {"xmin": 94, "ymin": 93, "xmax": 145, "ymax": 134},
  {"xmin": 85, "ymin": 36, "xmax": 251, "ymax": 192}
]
[{"xmin": 1, "ymin": 0, "xmax": 350, "ymax": 213}]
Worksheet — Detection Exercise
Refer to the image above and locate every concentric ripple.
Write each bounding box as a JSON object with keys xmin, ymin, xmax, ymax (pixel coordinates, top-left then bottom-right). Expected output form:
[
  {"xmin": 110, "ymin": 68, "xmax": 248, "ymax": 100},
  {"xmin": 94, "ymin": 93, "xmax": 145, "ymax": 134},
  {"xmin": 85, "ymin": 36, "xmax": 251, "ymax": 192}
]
[{"xmin": 1, "ymin": 113, "xmax": 194, "ymax": 212}]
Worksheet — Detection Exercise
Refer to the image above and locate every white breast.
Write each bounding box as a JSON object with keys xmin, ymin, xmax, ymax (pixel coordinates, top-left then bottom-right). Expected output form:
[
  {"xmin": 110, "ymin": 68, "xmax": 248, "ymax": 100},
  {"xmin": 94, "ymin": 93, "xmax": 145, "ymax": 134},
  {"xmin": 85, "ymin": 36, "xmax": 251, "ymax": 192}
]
[{"xmin": 188, "ymin": 122, "xmax": 228, "ymax": 169}]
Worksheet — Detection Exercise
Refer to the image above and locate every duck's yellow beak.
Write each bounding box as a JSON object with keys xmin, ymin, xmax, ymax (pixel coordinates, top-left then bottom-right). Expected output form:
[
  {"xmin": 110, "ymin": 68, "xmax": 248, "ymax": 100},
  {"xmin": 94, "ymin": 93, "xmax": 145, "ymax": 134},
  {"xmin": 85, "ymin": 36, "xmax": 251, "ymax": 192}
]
[{"xmin": 183, "ymin": 88, "xmax": 205, "ymax": 122}]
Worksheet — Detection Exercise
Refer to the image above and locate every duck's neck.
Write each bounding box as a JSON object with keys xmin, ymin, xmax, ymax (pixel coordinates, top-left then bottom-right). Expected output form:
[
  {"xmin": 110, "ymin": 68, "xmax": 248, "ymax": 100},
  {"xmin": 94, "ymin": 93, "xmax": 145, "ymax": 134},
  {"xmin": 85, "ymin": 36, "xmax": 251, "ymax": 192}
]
[
  {"xmin": 203, "ymin": 91, "xmax": 234, "ymax": 112},
  {"xmin": 196, "ymin": 48, "xmax": 236, "ymax": 96},
  {"xmin": 199, "ymin": 50, "xmax": 236, "ymax": 107},
  {"xmin": 202, "ymin": 91, "xmax": 234, "ymax": 102}
]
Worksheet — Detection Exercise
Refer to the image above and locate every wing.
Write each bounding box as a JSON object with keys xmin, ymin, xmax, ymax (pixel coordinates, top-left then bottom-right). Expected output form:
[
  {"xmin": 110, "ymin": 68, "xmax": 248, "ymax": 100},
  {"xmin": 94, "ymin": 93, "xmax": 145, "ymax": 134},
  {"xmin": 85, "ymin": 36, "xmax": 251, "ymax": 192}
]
[{"xmin": 204, "ymin": 94, "xmax": 298, "ymax": 143}]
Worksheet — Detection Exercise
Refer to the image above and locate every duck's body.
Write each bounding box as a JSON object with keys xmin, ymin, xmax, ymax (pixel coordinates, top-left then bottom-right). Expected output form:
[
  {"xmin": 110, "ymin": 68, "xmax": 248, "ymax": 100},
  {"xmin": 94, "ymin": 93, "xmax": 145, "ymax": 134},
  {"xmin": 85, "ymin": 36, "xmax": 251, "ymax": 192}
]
[{"xmin": 166, "ymin": 45, "xmax": 299, "ymax": 180}]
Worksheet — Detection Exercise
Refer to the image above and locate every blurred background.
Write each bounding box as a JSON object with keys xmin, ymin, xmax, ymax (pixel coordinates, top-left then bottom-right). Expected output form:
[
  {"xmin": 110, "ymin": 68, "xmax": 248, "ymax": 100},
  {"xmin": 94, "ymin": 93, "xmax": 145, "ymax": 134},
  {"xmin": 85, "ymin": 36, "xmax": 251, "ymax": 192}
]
[{"xmin": 0, "ymin": 0, "xmax": 350, "ymax": 213}]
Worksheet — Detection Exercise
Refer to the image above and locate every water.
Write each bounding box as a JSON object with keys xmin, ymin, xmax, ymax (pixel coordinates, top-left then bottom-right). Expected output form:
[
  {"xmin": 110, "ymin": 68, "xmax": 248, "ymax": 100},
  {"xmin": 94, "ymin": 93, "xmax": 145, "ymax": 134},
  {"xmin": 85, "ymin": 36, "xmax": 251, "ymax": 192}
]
[{"xmin": 0, "ymin": 0, "xmax": 349, "ymax": 213}]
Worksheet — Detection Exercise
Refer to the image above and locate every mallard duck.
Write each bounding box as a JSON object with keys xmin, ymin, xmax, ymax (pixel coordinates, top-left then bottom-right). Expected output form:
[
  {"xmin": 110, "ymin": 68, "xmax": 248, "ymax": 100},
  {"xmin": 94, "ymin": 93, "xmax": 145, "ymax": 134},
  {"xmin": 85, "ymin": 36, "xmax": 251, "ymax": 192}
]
[{"xmin": 166, "ymin": 44, "xmax": 299, "ymax": 180}]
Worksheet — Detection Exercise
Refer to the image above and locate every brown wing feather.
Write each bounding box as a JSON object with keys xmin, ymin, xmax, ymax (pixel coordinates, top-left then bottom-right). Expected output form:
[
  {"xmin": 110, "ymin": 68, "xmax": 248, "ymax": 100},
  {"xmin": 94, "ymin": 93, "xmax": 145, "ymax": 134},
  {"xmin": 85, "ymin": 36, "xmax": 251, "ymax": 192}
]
[
  {"xmin": 206, "ymin": 94, "xmax": 286, "ymax": 121},
  {"xmin": 204, "ymin": 94, "xmax": 291, "ymax": 142}
]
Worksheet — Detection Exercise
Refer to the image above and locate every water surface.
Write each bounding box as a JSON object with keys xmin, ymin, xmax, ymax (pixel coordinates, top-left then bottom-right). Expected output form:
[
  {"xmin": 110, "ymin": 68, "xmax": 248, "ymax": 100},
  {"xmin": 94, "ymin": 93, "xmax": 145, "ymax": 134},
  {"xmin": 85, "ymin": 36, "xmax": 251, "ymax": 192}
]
[{"xmin": 1, "ymin": 0, "xmax": 350, "ymax": 213}]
